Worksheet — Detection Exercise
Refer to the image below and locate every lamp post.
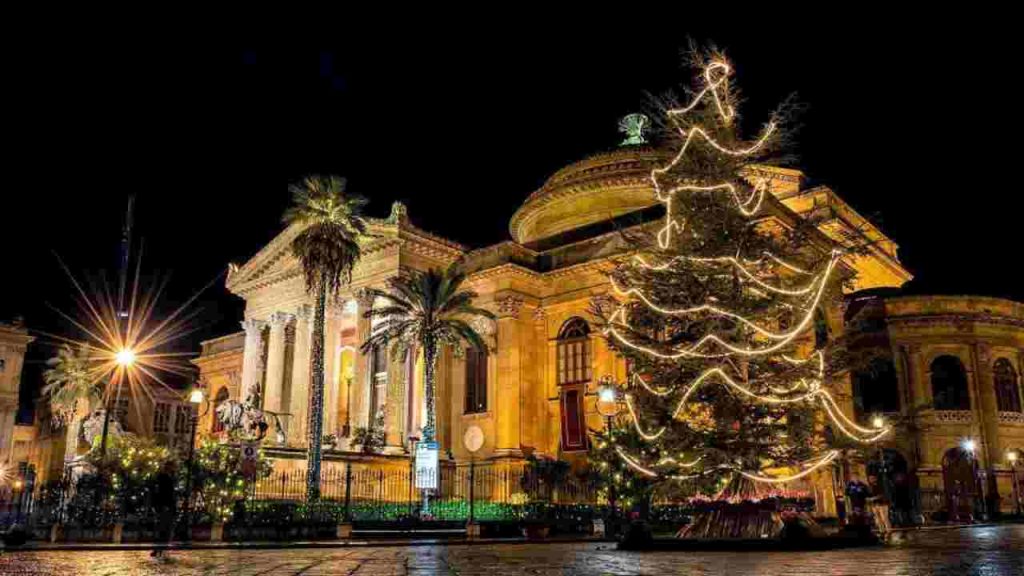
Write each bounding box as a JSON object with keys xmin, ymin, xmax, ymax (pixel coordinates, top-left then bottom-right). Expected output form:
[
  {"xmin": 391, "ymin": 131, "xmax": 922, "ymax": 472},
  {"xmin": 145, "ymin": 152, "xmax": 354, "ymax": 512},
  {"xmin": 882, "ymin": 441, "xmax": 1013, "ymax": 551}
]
[
  {"xmin": 13, "ymin": 479, "xmax": 24, "ymax": 525},
  {"xmin": 183, "ymin": 387, "xmax": 208, "ymax": 541},
  {"xmin": 100, "ymin": 347, "xmax": 136, "ymax": 459},
  {"xmin": 962, "ymin": 438, "xmax": 986, "ymax": 521},
  {"xmin": 872, "ymin": 415, "xmax": 890, "ymax": 502},
  {"xmin": 407, "ymin": 434, "xmax": 419, "ymax": 519},
  {"xmin": 597, "ymin": 375, "xmax": 622, "ymax": 529},
  {"xmin": 1008, "ymin": 450, "xmax": 1021, "ymax": 517}
]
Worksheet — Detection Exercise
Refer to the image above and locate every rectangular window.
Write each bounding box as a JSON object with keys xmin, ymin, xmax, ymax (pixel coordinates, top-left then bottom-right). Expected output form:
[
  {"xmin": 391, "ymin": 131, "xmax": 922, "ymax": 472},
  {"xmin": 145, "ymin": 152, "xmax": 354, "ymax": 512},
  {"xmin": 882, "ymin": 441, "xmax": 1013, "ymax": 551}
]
[
  {"xmin": 109, "ymin": 397, "xmax": 130, "ymax": 427},
  {"xmin": 560, "ymin": 388, "xmax": 587, "ymax": 451},
  {"xmin": 153, "ymin": 403, "xmax": 170, "ymax": 434},
  {"xmin": 464, "ymin": 347, "xmax": 488, "ymax": 414},
  {"xmin": 557, "ymin": 338, "xmax": 591, "ymax": 386},
  {"xmin": 370, "ymin": 345, "xmax": 388, "ymax": 418},
  {"xmin": 173, "ymin": 405, "xmax": 191, "ymax": 435}
]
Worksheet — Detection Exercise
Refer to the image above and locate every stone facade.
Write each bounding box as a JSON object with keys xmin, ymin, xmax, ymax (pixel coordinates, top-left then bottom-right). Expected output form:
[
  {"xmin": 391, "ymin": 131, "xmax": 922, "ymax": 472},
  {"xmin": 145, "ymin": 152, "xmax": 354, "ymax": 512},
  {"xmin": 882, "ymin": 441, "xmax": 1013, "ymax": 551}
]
[
  {"xmin": 0, "ymin": 320, "xmax": 33, "ymax": 468},
  {"xmin": 193, "ymin": 146, "xmax": 1020, "ymax": 518},
  {"xmin": 845, "ymin": 294, "xmax": 1024, "ymax": 516}
]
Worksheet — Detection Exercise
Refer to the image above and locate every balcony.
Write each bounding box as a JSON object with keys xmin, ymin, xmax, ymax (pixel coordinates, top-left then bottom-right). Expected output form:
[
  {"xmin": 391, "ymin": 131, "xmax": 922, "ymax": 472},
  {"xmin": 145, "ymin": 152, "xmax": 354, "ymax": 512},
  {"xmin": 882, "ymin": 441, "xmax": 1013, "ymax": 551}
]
[
  {"xmin": 930, "ymin": 410, "xmax": 974, "ymax": 424},
  {"xmin": 998, "ymin": 411, "xmax": 1024, "ymax": 425}
]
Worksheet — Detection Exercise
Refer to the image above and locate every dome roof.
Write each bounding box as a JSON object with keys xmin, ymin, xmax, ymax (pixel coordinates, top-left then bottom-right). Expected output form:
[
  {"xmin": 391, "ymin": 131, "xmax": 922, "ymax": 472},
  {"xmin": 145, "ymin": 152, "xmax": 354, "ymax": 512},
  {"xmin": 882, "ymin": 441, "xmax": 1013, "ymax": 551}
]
[{"xmin": 510, "ymin": 147, "xmax": 671, "ymax": 246}]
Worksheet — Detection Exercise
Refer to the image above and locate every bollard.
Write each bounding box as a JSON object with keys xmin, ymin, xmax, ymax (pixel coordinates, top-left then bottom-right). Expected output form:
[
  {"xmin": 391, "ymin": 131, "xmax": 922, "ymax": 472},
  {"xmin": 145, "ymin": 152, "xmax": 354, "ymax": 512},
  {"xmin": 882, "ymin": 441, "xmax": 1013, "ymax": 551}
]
[{"xmin": 210, "ymin": 522, "xmax": 224, "ymax": 542}]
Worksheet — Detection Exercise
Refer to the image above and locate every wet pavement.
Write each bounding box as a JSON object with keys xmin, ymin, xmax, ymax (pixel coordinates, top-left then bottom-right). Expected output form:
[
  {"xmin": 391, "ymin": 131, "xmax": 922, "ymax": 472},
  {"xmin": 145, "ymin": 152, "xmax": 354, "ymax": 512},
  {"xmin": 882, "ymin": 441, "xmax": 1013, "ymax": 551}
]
[{"xmin": 1, "ymin": 524, "xmax": 1021, "ymax": 575}]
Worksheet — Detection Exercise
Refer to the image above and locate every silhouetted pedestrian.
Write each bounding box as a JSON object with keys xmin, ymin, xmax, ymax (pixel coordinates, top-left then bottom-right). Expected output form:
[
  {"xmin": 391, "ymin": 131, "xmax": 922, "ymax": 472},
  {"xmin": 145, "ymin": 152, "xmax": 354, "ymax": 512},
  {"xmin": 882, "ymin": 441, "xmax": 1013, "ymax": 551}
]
[{"xmin": 151, "ymin": 460, "xmax": 177, "ymax": 559}]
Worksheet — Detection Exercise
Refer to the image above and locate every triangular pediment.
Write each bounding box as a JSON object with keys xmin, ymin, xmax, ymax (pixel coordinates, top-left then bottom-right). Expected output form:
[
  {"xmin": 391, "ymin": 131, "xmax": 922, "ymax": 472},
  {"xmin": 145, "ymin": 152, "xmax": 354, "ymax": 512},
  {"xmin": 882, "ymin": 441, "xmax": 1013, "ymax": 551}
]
[{"xmin": 225, "ymin": 216, "xmax": 466, "ymax": 297}]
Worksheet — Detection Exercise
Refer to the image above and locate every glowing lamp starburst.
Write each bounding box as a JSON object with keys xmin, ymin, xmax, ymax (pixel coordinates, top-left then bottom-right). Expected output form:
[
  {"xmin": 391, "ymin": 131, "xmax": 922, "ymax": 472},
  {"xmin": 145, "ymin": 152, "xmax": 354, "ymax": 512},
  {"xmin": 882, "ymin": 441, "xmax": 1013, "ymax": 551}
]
[{"xmin": 115, "ymin": 348, "xmax": 136, "ymax": 367}]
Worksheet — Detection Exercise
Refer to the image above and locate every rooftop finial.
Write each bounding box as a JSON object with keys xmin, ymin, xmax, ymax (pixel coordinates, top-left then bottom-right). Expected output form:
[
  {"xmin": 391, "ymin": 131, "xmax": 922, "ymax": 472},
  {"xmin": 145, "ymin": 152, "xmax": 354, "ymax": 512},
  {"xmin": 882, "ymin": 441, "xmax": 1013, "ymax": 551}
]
[{"xmin": 618, "ymin": 113, "xmax": 649, "ymax": 146}]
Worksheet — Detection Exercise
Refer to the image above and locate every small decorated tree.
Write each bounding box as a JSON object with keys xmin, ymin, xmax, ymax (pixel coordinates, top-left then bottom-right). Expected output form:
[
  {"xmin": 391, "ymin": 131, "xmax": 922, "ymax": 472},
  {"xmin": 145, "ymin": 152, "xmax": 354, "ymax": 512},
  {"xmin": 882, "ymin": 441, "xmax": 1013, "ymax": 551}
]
[{"xmin": 191, "ymin": 439, "xmax": 272, "ymax": 524}]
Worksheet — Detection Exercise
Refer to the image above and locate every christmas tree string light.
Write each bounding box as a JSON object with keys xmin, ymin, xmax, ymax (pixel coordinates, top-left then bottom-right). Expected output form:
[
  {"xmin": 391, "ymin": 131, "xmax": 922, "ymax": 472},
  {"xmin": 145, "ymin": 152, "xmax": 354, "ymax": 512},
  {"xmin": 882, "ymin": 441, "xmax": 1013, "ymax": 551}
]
[{"xmin": 595, "ymin": 56, "xmax": 890, "ymax": 487}]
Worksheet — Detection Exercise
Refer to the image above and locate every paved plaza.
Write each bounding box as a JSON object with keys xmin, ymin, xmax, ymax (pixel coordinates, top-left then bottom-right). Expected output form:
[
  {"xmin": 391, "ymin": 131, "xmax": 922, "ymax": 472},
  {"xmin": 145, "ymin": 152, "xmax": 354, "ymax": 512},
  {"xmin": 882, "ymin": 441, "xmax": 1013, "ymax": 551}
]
[{"xmin": 1, "ymin": 524, "xmax": 1022, "ymax": 575}]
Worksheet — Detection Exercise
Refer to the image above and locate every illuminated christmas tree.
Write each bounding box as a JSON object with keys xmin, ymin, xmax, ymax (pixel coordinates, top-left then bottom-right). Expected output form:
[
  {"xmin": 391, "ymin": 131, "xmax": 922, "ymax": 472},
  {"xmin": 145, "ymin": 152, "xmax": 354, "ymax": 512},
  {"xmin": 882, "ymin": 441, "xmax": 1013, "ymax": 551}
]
[{"xmin": 591, "ymin": 51, "xmax": 888, "ymax": 522}]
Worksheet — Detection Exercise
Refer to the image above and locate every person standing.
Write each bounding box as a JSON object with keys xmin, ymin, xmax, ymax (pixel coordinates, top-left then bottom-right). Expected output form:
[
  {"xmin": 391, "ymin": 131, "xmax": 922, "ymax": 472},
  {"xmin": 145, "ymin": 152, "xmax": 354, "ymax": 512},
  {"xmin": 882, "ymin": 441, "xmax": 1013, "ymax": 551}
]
[
  {"xmin": 151, "ymin": 461, "xmax": 177, "ymax": 559},
  {"xmin": 867, "ymin": 474, "xmax": 892, "ymax": 540}
]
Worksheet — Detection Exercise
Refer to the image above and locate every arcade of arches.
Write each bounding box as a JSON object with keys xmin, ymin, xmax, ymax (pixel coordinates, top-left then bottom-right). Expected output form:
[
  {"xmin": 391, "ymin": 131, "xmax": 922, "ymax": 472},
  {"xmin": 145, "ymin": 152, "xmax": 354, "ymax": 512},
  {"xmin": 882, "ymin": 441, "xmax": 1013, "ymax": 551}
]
[{"xmin": 193, "ymin": 147, "xmax": 1024, "ymax": 519}]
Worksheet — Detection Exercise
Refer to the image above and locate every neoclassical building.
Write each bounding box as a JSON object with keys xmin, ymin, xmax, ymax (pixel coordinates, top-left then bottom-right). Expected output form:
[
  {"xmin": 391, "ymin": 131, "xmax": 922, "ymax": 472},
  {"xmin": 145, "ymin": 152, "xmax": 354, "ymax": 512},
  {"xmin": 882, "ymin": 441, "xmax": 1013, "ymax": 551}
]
[
  {"xmin": 845, "ymin": 293, "xmax": 1024, "ymax": 517},
  {"xmin": 193, "ymin": 144, "xmax": 1023, "ymax": 517},
  {"xmin": 1, "ymin": 319, "xmax": 34, "ymax": 469}
]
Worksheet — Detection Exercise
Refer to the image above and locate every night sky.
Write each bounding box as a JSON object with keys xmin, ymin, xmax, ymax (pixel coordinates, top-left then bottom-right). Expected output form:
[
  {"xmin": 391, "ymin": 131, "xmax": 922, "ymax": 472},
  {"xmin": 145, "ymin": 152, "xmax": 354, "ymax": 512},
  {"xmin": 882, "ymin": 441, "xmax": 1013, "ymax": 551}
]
[{"xmin": 4, "ymin": 19, "xmax": 1021, "ymax": 414}]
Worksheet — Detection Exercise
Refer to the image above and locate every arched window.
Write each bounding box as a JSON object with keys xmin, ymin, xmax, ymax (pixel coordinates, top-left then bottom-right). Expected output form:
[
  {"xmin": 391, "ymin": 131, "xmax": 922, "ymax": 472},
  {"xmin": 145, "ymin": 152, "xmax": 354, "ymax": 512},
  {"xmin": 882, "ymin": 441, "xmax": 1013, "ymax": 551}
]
[
  {"xmin": 994, "ymin": 358, "xmax": 1022, "ymax": 413},
  {"xmin": 557, "ymin": 318, "xmax": 591, "ymax": 386},
  {"xmin": 852, "ymin": 356, "xmax": 901, "ymax": 416},
  {"xmin": 211, "ymin": 387, "xmax": 230, "ymax": 433},
  {"xmin": 931, "ymin": 355, "xmax": 970, "ymax": 411},
  {"xmin": 557, "ymin": 318, "xmax": 590, "ymax": 451}
]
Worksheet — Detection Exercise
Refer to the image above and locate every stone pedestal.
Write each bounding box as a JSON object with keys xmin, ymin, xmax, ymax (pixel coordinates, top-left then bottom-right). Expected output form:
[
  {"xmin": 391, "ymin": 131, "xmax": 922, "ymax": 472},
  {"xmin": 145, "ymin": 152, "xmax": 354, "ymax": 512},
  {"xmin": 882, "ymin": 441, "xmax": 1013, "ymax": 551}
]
[
  {"xmin": 336, "ymin": 522, "xmax": 354, "ymax": 539},
  {"xmin": 210, "ymin": 522, "xmax": 224, "ymax": 542},
  {"xmin": 111, "ymin": 522, "xmax": 124, "ymax": 544}
]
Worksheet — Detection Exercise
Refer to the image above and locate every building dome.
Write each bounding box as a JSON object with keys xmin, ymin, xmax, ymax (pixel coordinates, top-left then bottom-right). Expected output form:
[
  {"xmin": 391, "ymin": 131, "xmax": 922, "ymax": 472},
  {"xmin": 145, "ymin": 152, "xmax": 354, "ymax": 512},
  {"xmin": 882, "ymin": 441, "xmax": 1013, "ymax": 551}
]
[{"xmin": 509, "ymin": 147, "xmax": 671, "ymax": 246}]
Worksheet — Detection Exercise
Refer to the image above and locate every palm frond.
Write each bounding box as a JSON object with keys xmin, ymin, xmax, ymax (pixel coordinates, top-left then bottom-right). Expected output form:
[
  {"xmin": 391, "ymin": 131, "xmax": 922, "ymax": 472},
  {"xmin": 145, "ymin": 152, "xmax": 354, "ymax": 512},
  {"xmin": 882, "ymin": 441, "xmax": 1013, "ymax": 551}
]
[{"xmin": 284, "ymin": 174, "xmax": 368, "ymax": 296}]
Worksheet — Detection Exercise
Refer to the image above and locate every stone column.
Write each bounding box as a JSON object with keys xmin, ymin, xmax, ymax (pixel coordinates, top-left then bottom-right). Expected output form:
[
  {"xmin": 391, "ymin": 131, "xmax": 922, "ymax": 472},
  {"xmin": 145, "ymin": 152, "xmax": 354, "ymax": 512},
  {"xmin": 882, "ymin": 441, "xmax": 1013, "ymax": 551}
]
[
  {"xmin": 384, "ymin": 349, "xmax": 407, "ymax": 452},
  {"xmin": 323, "ymin": 304, "xmax": 342, "ymax": 436},
  {"xmin": 493, "ymin": 294, "xmax": 524, "ymax": 457},
  {"xmin": 974, "ymin": 345, "xmax": 1001, "ymax": 467},
  {"xmin": 287, "ymin": 305, "xmax": 312, "ymax": 446},
  {"xmin": 239, "ymin": 319, "xmax": 267, "ymax": 406},
  {"xmin": 264, "ymin": 312, "xmax": 293, "ymax": 414},
  {"xmin": 350, "ymin": 290, "xmax": 375, "ymax": 431}
]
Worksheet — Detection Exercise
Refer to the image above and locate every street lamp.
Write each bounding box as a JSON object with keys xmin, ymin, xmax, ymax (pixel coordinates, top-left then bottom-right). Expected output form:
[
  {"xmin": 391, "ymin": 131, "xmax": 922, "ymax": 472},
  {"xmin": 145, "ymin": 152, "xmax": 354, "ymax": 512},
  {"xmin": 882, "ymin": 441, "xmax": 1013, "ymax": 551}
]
[
  {"xmin": 183, "ymin": 386, "xmax": 208, "ymax": 541},
  {"xmin": 100, "ymin": 347, "xmax": 136, "ymax": 458},
  {"xmin": 597, "ymin": 375, "xmax": 622, "ymax": 529},
  {"xmin": 961, "ymin": 438, "xmax": 987, "ymax": 520},
  {"xmin": 115, "ymin": 348, "xmax": 136, "ymax": 367},
  {"xmin": 1008, "ymin": 450, "xmax": 1021, "ymax": 517},
  {"xmin": 871, "ymin": 415, "xmax": 891, "ymax": 504}
]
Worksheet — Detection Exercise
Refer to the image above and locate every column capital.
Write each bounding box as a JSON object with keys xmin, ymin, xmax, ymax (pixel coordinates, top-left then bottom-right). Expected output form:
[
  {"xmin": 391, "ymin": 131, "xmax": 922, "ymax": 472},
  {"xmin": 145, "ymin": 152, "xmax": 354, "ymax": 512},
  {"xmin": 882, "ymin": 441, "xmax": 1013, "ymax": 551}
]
[
  {"xmin": 355, "ymin": 287, "xmax": 376, "ymax": 308},
  {"xmin": 975, "ymin": 343, "xmax": 993, "ymax": 366},
  {"xmin": 269, "ymin": 311, "xmax": 295, "ymax": 327},
  {"xmin": 294, "ymin": 304, "xmax": 312, "ymax": 322},
  {"xmin": 532, "ymin": 306, "xmax": 547, "ymax": 323},
  {"xmin": 496, "ymin": 295, "xmax": 524, "ymax": 319},
  {"xmin": 241, "ymin": 318, "xmax": 267, "ymax": 335}
]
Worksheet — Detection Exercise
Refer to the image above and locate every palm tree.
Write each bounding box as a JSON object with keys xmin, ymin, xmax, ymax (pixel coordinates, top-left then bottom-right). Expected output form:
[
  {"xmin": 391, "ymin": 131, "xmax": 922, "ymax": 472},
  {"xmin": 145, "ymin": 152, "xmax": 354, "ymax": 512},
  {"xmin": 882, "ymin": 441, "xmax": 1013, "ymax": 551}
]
[
  {"xmin": 43, "ymin": 344, "xmax": 102, "ymax": 463},
  {"xmin": 282, "ymin": 175, "xmax": 368, "ymax": 501},
  {"xmin": 361, "ymin": 263, "xmax": 494, "ymax": 443}
]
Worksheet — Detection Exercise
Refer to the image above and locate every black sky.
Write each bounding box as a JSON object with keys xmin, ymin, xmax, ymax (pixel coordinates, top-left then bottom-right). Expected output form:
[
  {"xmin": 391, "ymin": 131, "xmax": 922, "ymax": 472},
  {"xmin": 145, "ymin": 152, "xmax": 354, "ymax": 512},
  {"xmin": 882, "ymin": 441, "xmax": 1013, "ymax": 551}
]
[{"xmin": 3, "ymin": 18, "xmax": 1021, "ymax": 410}]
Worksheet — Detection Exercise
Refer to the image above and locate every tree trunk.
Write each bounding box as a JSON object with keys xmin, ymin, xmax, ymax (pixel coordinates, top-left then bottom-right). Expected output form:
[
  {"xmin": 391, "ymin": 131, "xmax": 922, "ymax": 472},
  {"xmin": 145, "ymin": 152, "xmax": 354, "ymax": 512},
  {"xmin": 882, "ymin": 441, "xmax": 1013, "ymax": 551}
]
[
  {"xmin": 422, "ymin": 342, "xmax": 437, "ymax": 443},
  {"xmin": 306, "ymin": 277, "xmax": 327, "ymax": 501},
  {"xmin": 63, "ymin": 397, "xmax": 88, "ymax": 463}
]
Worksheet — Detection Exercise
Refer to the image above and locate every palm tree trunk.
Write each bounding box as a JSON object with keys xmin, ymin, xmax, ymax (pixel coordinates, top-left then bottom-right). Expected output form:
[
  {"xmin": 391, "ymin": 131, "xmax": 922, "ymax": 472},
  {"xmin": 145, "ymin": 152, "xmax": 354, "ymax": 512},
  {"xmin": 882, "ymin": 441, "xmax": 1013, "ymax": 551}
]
[
  {"xmin": 422, "ymin": 341, "xmax": 437, "ymax": 443},
  {"xmin": 306, "ymin": 275, "xmax": 328, "ymax": 501},
  {"xmin": 63, "ymin": 397, "xmax": 88, "ymax": 463}
]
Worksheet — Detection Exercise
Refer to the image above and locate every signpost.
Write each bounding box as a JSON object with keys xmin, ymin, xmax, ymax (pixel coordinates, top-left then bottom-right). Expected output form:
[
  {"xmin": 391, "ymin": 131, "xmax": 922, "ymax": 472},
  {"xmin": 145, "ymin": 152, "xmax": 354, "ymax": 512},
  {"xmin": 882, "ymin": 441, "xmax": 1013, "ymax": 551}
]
[
  {"xmin": 463, "ymin": 425, "xmax": 484, "ymax": 538},
  {"xmin": 415, "ymin": 441, "xmax": 439, "ymax": 518},
  {"xmin": 415, "ymin": 441, "xmax": 439, "ymax": 489},
  {"xmin": 241, "ymin": 441, "xmax": 259, "ymax": 479}
]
